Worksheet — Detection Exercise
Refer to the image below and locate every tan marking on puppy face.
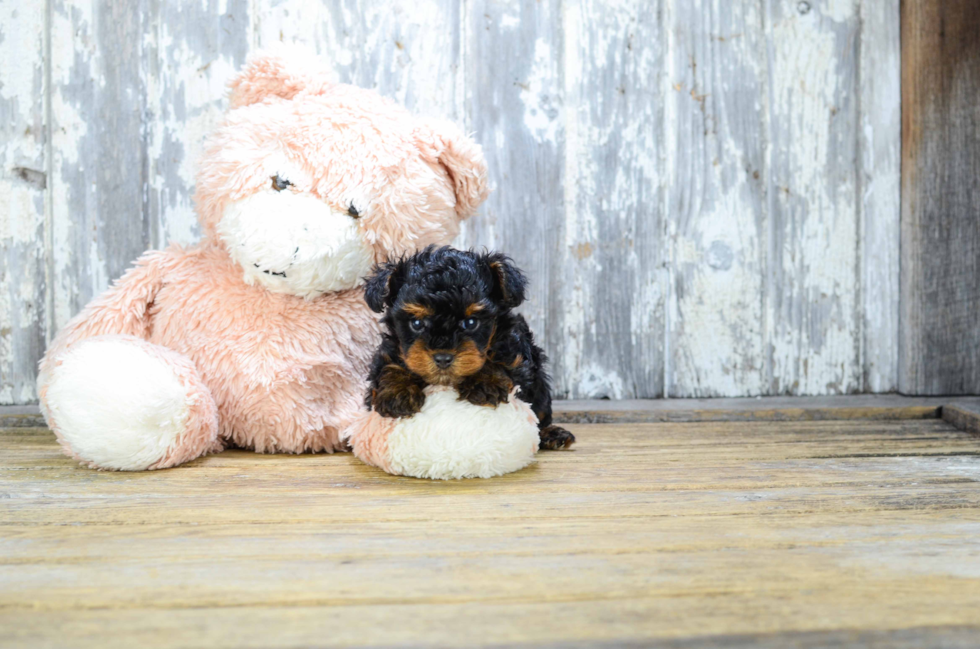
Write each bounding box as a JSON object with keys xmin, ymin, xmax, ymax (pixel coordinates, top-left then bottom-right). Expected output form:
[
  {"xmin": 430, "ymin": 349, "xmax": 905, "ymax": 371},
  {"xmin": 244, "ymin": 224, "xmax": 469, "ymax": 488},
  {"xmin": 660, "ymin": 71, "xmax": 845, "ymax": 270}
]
[
  {"xmin": 403, "ymin": 339, "xmax": 440, "ymax": 382},
  {"xmin": 401, "ymin": 339, "xmax": 487, "ymax": 385},
  {"xmin": 509, "ymin": 353, "xmax": 524, "ymax": 369},
  {"xmin": 465, "ymin": 302, "xmax": 487, "ymax": 317},
  {"xmin": 452, "ymin": 339, "xmax": 487, "ymax": 378},
  {"xmin": 401, "ymin": 303, "xmax": 433, "ymax": 318}
]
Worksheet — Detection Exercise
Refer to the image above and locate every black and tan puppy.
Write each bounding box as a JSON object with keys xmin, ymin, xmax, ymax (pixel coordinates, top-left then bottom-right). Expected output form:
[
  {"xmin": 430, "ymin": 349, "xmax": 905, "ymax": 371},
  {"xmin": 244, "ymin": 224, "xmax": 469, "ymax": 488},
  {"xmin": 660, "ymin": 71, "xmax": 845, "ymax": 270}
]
[{"xmin": 363, "ymin": 246, "xmax": 574, "ymax": 450}]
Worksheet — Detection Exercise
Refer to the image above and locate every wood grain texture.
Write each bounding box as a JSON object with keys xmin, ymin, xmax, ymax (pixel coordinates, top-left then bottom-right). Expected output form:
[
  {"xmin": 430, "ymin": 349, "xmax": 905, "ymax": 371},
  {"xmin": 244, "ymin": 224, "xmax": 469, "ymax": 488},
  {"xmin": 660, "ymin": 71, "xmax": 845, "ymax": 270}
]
[
  {"xmin": 899, "ymin": 0, "xmax": 980, "ymax": 395},
  {"xmin": 49, "ymin": 1, "xmax": 148, "ymax": 328},
  {"xmin": 457, "ymin": 0, "xmax": 565, "ymax": 393},
  {"xmin": 252, "ymin": 0, "xmax": 460, "ymax": 119},
  {"xmin": 765, "ymin": 0, "xmax": 862, "ymax": 395},
  {"xmin": 553, "ymin": 0, "xmax": 665, "ymax": 399},
  {"xmin": 143, "ymin": 0, "xmax": 251, "ymax": 250},
  {"xmin": 10, "ymin": 394, "xmax": 976, "ymax": 427},
  {"xmin": 0, "ymin": 2, "xmax": 48, "ymax": 404},
  {"xmin": 666, "ymin": 0, "xmax": 767, "ymax": 397},
  {"xmin": 943, "ymin": 402, "xmax": 980, "ymax": 437},
  {"xmin": 0, "ymin": 3, "xmax": 906, "ymax": 402},
  {"xmin": 859, "ymin": 0, "xmax": 901, "ymax": 393},
  {"xmin": 555, "ymin": 394, "xmax": 980, "ymax": 423},
  {"xmin": 666, "ymin": 0, "xmax": 899, "ymax": 398},
  {"xmin": 3, "ymin": 419, "xmax": 980, "ymax": 647},
  {"xmin": 2, "ymin": 613, "xmax": 979, "ymax": 649}
]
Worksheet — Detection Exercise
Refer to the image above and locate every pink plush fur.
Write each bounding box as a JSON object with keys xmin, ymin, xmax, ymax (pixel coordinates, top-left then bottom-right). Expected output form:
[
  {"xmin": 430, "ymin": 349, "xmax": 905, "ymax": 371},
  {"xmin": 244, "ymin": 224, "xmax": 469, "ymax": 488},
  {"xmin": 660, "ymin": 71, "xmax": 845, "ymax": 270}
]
[
  {"xmin": 195, "ymin": 50, "xmax": 489, "ymax": 257},
  {"xmin": 342, "ymin": 410, "xmax": 397, "ymax": 474},
  {"xmin": 37, "ymin": 48, "xmax": 489, "ymax": 470}
]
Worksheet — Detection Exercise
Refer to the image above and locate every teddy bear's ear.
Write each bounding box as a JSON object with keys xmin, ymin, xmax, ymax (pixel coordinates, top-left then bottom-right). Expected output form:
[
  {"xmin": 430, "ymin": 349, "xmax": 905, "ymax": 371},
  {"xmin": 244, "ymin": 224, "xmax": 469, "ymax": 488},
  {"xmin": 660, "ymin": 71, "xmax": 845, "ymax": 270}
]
[
  {"xmin": 228, "ymin": 46, "xmax": 331, "ymax": 109},
  {"xmin": 415, "ymin": 119, "xmax": 491, "ymax": 220}
]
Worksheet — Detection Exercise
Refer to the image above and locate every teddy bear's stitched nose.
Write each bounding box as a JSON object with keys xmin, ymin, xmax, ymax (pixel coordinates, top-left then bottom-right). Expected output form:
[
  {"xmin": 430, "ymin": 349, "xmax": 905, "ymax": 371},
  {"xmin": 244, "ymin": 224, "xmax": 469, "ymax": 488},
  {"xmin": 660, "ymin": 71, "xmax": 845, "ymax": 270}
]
[{"xmin": 433, "ymin": 353, "xmax": 455, "ymax": 369}]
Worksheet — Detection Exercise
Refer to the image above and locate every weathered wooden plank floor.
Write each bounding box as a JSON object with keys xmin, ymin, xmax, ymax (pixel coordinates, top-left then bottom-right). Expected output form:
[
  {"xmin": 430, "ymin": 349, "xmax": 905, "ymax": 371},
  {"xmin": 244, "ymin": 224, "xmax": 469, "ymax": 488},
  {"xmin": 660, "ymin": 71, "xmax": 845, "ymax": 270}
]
[{"xmin": 2, "ymin": 417, "xmax": 980, "ymax": 648}]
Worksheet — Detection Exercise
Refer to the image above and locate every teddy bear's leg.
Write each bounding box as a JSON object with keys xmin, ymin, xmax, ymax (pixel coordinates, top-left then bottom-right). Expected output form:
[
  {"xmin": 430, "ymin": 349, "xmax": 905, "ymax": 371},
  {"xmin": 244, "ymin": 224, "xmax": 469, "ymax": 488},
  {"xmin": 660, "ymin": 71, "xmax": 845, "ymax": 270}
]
[{"xmin": 41, "ymin": 334, "xmax": 220, "ymax": 471}]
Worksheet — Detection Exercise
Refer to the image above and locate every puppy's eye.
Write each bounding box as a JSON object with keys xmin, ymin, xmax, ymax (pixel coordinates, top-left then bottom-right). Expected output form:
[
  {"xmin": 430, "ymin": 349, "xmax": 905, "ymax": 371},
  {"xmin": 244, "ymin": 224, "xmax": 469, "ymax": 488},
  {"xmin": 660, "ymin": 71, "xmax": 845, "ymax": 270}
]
[
  {"xmin": 271, "ymin": 175, "xmax": 292, "ymax": 192},
  {"xmin": 347, "ymin": 203, "xmax": 360, "ymax": 218},
  {"xmin": 409, "ymin": 318, "xmax": 426, "ymax": 332},
  {"xmin": 460, "ymin": 318, "xmax": 479, "ymax": 331}
]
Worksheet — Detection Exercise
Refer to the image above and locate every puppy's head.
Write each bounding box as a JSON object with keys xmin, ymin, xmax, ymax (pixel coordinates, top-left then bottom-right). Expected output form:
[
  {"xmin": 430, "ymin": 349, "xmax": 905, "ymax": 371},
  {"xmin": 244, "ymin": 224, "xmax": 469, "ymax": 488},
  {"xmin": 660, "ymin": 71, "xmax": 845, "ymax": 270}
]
[{"xmin": 365, "ymin": 246, "xmax": 527, "ymax": 385}]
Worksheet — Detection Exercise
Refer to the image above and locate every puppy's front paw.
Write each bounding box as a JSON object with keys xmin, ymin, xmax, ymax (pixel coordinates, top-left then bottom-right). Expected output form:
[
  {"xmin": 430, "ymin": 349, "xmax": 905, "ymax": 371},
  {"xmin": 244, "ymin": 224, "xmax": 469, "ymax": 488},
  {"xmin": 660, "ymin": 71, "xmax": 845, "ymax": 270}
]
[
  {"xmin": 373, "ymin": 384, "xmax": 426, "ymax": 418},
  {"xmin": 457, "ymin": 369, "xmax": 513, "ymax": 407},
  {"xmin": 539, "ymin": 425, "xmax": 575, "ymax": 450}
]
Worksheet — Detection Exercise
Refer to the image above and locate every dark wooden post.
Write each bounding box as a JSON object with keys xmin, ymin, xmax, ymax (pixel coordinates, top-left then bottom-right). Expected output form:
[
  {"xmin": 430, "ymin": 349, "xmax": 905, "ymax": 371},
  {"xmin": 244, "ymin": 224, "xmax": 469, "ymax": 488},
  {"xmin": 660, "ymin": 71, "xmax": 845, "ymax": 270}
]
[{"xmin": 900, "ymin": 0, "xmax": 980, "ymax": 395}]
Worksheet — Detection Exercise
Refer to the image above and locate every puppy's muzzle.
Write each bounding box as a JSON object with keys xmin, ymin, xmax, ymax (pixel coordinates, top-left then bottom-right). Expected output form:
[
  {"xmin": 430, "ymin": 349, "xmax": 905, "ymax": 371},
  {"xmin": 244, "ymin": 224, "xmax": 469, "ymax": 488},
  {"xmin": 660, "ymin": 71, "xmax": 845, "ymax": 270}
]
[{"xmin": 432, "ymin": 352, "xmax": 455, "ymax": 369}]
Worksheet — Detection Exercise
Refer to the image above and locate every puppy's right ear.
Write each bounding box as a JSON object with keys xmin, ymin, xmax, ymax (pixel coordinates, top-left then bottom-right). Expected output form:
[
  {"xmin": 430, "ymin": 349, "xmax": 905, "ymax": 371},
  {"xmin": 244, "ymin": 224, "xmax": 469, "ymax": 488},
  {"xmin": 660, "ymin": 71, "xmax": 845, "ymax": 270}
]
[
  {"xmin": 364, "ymin": 259, "xmax": 408, "ymax": 313},
  {"xmin": 483, "ymin": 252, "xmax": 528, "ymax": 309}
]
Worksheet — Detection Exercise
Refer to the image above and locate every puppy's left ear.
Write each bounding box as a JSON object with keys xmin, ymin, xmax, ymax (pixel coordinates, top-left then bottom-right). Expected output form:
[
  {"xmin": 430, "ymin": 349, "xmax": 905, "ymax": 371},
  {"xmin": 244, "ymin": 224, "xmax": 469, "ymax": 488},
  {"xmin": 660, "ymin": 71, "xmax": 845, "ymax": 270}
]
[
  {"xmin": 414, "ymin": 118, "xmax": 490, "ymax": 220},
  {"xmin": 364, "ymin": 259, "xmax": 408, "ymax": 313},
  {"xmin": 484, "ymin": 252, "xmax": 527, "ymax": 309}
]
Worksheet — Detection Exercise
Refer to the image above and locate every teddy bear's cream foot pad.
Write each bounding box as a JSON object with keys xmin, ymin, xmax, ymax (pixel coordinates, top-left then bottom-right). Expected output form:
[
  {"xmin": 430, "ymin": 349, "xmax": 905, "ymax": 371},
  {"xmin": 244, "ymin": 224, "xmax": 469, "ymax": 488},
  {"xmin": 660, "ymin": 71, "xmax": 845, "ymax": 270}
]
[
  {"xmin": 43, "ymin": 335, "xmax": 219, "ymax": 471},
  {"xmin": 344, "ymin": 386, "xmax": 540, "ymax": 480}
]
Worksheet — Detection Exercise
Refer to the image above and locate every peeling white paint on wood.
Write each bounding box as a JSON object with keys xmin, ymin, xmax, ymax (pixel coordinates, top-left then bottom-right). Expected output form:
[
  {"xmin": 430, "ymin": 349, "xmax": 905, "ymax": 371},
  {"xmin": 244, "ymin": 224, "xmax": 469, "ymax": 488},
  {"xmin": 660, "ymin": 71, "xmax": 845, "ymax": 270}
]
[
  {"xmin": 457, "ymin": 0, "xmax": 565, "ymax": 391},
  {"xmin": 859, "ymin": 0, "xmax": 900, "ymax": 393},
  {"xmin": 554, "ymin": 0, "xmax": 665, "ymax": 399},
  {"xmin": 666, "ymin": 0, "xmax": 768, "ymax": 398},
  {"xmin": 50, "ymin": 0, "xmax": 147, "ymax": 329},
  {"xmin": 765, "ymin": 0, "xmax": 863, "ymax": 396},
  {"xmin": 253, "ymin": 0, "xmax": 460, "ymax": 119},
  {"xmin": 0, "ymin": 1, "xmax": 901, "ymax": 403},
  {"xmin": 144, "ymin": 2, "xmax": 250, "ymax": 250},
  {"xmin": 0, "ymin": 1, "xmax": 48, "ymax": 404}
]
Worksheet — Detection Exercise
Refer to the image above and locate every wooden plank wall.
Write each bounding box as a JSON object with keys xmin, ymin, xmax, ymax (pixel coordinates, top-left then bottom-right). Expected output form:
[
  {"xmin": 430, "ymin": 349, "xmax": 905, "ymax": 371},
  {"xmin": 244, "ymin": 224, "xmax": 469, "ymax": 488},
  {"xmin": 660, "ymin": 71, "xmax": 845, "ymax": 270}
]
[
  {"xmin": 0, "ymin": 2, "xmax": 48, "ymax": 406},
  {"xmin": 0, "ymin": 0, "xmax": 902, "ymax": 403},
  {"xmin": 900, "ymin": 0, "xmax": 980, "ymax": 395}
]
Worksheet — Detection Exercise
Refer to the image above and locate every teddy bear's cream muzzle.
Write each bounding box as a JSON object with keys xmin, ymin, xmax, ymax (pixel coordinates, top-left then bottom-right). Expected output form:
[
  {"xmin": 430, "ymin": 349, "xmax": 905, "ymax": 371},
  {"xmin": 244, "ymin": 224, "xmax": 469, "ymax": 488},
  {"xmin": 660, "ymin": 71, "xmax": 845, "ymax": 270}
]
[{"xmin": 218, "ymin": 189, "xmax": 376, "ymax": 299}]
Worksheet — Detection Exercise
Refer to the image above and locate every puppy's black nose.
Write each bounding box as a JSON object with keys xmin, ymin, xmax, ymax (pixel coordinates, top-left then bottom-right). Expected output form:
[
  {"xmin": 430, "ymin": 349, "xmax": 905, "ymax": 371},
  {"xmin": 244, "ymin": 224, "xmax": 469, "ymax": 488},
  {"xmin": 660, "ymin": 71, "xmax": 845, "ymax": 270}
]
[{"xmin": 433, "ymin": 353, "xmax": 455, "ymax": 369}]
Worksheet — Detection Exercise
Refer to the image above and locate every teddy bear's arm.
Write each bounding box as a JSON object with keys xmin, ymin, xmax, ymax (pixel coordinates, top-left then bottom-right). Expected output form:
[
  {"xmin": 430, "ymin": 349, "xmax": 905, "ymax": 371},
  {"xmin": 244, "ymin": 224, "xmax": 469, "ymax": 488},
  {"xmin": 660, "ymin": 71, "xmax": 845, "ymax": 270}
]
[
  {"xmin": 36, "ymin": 246, "xmax": 224, "ymax": 471},
  {"xmin": 40, "ymin": 249, "xmax": 175, "ymax": 380}
]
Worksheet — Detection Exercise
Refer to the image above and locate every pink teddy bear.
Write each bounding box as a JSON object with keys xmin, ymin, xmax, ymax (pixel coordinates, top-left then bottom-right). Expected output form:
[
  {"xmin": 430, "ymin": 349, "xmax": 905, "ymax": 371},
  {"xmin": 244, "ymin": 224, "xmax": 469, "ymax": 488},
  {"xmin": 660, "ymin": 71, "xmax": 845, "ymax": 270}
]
[{"xmin": 37, "ymin": 49, "xmax": 489, "ymax": 471}]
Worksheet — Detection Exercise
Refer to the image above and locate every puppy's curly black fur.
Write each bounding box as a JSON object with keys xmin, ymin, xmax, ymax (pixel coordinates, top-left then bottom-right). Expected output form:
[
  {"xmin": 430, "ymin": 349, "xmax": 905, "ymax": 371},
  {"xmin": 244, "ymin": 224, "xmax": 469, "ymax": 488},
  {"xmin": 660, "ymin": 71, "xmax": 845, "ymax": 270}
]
[{"xmin": 363, "ymin": 246, "xmax": 574, "ymax": 450}]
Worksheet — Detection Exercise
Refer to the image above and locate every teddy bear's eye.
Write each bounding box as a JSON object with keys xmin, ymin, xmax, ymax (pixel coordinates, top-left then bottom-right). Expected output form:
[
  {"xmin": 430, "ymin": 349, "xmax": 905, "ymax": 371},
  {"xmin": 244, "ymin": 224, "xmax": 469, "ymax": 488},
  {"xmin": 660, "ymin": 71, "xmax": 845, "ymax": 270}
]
[
  {"xmin": 271, "ymin": 175, "xmax": 292, "ymax": 192},
  {"xmin": 347, "ymin": 203, "xmax": 360, "ymax": 218}
]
